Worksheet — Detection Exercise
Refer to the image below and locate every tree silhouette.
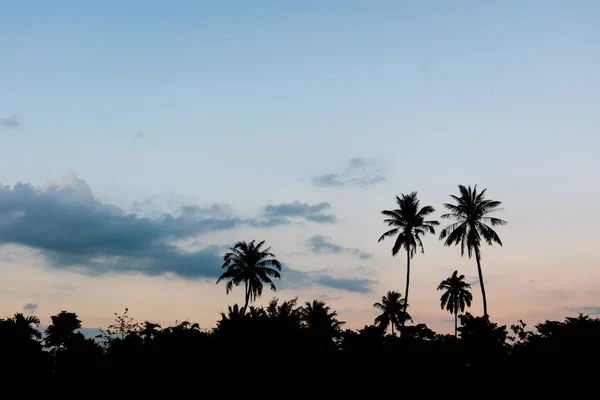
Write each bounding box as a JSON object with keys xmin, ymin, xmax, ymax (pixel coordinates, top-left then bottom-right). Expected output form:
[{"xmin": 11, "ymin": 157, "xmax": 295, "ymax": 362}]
[
  {"xmin": 44, "ymin": 311, "xmax": 83, "ymax": 350},
  {"xmin": 301, "ymin": 300, "xmax": 345, "ymax": 351},
  {"xmin": 378, "ymin": 192, "xmax": 439, "ymax": 326},
  {"xmin": 4, "ymin": 313, "xmax": 42, "ymax": 341},
  {"xmin": 439, "ymin": 185, "xmax": 506, "ymax": 317},
  {"xmin": 373, "ymin": 291, "xmax": 412, "ymax": 335},
  {"xmin": 437, "ymin": 270, "xmax": 473, "ymax": 338},
  {"xmin": 266, "ymin": 297, "xmax": 300, "ymax": 321},
  {"xmin": 218, "ymin": 304, "xmax": 247, "ymax": 325},
  {"xmin": 0, "ymin": 302, "xmax": 598, "ymax": 389},
  {"xmin": 140, "ymin": 321, "xmax": 162, "ymax": 343},
  {"xmin": 216, "ymin": 240, "xmax": 282, "ymax": 314},
  {"xmin": 105, "ymin": 308, "xmax": 140, "ymax": 340}
]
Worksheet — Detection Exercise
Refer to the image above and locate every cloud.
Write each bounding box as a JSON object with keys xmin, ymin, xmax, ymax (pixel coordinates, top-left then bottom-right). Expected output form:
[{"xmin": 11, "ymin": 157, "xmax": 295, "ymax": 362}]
[
  {"xmin": 316, "ymin": 294, "xmax": 342, "ymax": 302},
  {"xmin": 130, "ymin": 197, "xmax": 156, "ymax": 214},
  {"xmin": 467, "ymin": 278, "xmax": 480, "ymax": 287},
  {"xmin": 280, "ymin": 265, "xmax": 377, "ymax": 294},
  {"xmin": 262, "ymin": 201, "xmax": 337, "ymax": 224},
  {"xmin": 312, "ymin": 157, "xmax": 386, "ymax": 188},
  {"xmin": 1, "ymin": 115, "xmax": 20, "ymax": 128},
  {"xmin": 314, "ymin": 275, "xmax": 376, "ymax": 293},
  {"xmin": 0, "ymin": 174, "xmax": 307, "ymax": 280},
  {"xmin": 467, "ymin": 274, "xmax": 505, "ymax": 288},
  {"xmin": 0, "ymin": 174, "xmax": 364, "ymax": 293},
  {"xmin": 567, "ymin": 307, "xmax": 600, "ymax": 315},
  {"xmin": 307, "ymin": 235, "xmax": 373, "ymax": 260},
  {"xmin": 23, "ymin": 302, "xmax": 39, "ymax": 313},
  {"xmin": 54, "ymin": 284, "xmax": 78, "ymax": 291},
  {"xmin": 177, "ymin": 203, "xmax": 237, "ymax": 219}
]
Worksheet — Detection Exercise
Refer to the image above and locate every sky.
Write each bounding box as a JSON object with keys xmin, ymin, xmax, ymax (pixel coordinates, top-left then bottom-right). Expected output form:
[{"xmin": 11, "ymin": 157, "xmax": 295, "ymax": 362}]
[{"xmin": 1, "ymin": 0, "xmax": 600, "ymax": 335}]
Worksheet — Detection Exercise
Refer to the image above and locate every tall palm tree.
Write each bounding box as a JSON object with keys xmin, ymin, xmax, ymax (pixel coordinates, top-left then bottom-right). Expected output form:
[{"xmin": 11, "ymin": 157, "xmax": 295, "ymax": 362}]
[
  {"xmin": 378, "ymin": 192, "xmax": 439, "ymax": 326},
  {"xmin": 216, "ymin": 240, "xmax": 282, "ymax": 314},
  {"xmin": 437, "ymin": 270, "xmax": 473, "ymax": 338},
  {"xmin": 373, "ymin": 291, "xmax": 412, "ymax": 336},
  {"xmin": 439, "ymin": 184, "xmax": 507, "ymax": 317}
]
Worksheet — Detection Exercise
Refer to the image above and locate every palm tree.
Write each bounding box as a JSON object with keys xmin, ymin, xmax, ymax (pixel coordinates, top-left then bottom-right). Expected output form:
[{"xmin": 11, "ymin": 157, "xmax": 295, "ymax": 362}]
[
  {"xmin": 373, "ymin": 291, "xmax": 412, "ymax": 336},
  {"xmin": 266, "ymin": 297, "xmax": 301, "ymax": 322},
  {"xmin": 438, "ymin": 270, "xmax": 473, "ymax": 338},
  {"xmin": 216, "ymin": 240, "xmax": 282, "ymax": 314},
  {"xmin": 5, "ymin": 313, "xmax": 42, "ymax": 341},
  {"xmin": 439, "ymin": 185, "xmax": 507, "ymax": 317},
  {"xmin": 301, "ymin": 300, "xmax": 345, "ymax": 350},
  {"xmin": 378, "ymin": 192, "xmax": 439, "ymax": 326}
]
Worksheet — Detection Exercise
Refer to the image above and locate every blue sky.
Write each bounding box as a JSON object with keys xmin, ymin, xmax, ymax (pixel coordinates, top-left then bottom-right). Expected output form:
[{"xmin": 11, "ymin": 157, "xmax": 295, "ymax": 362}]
[{"xmin": 1, "ymin": 1, "xmax": 600, "ymax": 332}]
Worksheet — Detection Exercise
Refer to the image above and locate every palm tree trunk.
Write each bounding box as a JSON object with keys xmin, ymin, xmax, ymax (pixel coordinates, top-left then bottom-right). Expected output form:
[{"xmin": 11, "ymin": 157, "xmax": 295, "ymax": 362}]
[
  {"xmin": 391, "ymin": 323, "xmax": 394, "ymax": 336},
  {"xmin": 243, "ymin": 281, "xmax": 249, "ymax": 314},
  {"xmin": 454, "ymin": 310, "xmax": 458, "ymax": 339},
  {"xmin": 402, "ymin": 247, "xmax": 411, "ymax": 328},
  {"xmin": 453, "ymin": 295, "xmax": 458, "ymax": 338},
  {"xmin": 474, "ymin": 245, "xmax": 488, "ymax": 318}
]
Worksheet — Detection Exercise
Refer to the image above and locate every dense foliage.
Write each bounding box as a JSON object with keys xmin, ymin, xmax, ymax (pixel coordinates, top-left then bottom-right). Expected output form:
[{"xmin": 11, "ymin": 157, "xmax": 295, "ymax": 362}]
[{"xmin": 1, "ymin": 302, "xmax": 597, "ymax": 391}]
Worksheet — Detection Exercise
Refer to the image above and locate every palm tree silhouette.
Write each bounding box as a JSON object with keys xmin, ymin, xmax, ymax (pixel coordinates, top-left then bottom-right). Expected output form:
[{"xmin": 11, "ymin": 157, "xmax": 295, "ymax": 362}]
[
  {"xmin": 373, "ymin": 291, "xmax": 412, "ymax": 336},
  {"xmin": 266, "ymin": 297, "xmax": 301, "ymax": 322},
  {"xmin": 439, "ymin": 185, "xmax": 506, "ymax": 317},
  {"xmin": 301, "ymin": 300, "xmax": 345, "ymax": 350},
  {"xmin": 438, "ymin": 270, "xmax": 473, "ymax": 338},
  {"xmin": 216, "ymin": 240, "xmax": 282, "ymax": 314},
  {"xmin": 378, "ymin": 192, "xmax": 439, "ymax": 326},
  {"xmin": 6, "ymin": 313, "xmax": 42, "ymax": 340}
]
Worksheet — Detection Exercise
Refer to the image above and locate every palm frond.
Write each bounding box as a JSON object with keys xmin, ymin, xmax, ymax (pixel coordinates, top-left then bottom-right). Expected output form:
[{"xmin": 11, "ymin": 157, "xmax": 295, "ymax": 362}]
[{"xmin": 378, "ymin": 192, "xmax": 438, "ymax": 258}]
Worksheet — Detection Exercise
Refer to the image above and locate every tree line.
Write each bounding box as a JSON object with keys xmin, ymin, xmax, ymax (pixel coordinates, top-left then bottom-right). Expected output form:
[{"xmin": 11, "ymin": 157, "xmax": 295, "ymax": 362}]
[{"xmin": 1, "ymin": 304, "xmax": 597, "ymax": 390}]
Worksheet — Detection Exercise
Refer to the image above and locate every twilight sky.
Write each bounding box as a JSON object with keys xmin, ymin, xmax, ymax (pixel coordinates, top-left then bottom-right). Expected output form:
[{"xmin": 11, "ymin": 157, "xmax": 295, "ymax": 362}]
[{"xmin": 1, "ymin": 0, "xmax": 599, "ymax": 334}]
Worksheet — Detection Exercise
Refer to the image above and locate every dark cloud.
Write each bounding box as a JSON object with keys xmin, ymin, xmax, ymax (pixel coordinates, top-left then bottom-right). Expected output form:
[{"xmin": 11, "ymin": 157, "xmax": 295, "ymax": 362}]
[
  {"xmin": 0, "ymin": 176, "xmax": 365, "ymax": 293},
  {"xmin": 307, "ymin": 235, "xmax": 373, "ymax": 260},
  {"xmin": 262, "ymin": 201, "xmax": 337, "ymax": 224},
  {"xmin": 279, "ymin": 265, "xmax": 377, "ymax": 294},
  {"xmin": 1, "ymin": 115, "xmax": 20, "ymax": 128},
  {"xmin": 567, "ymin": 307, "xmax": 600, "ymax": 315},
  {"xmin": 23, "ymin": 302, "xmax": 39, "ymax": 313},
  {"xmin": 312, "ymin": 157, "xmax": 386, "ymax": 188},
  {"xmin": 0, "ymin": 181, "xmax": 246, "ymax": 279}
]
